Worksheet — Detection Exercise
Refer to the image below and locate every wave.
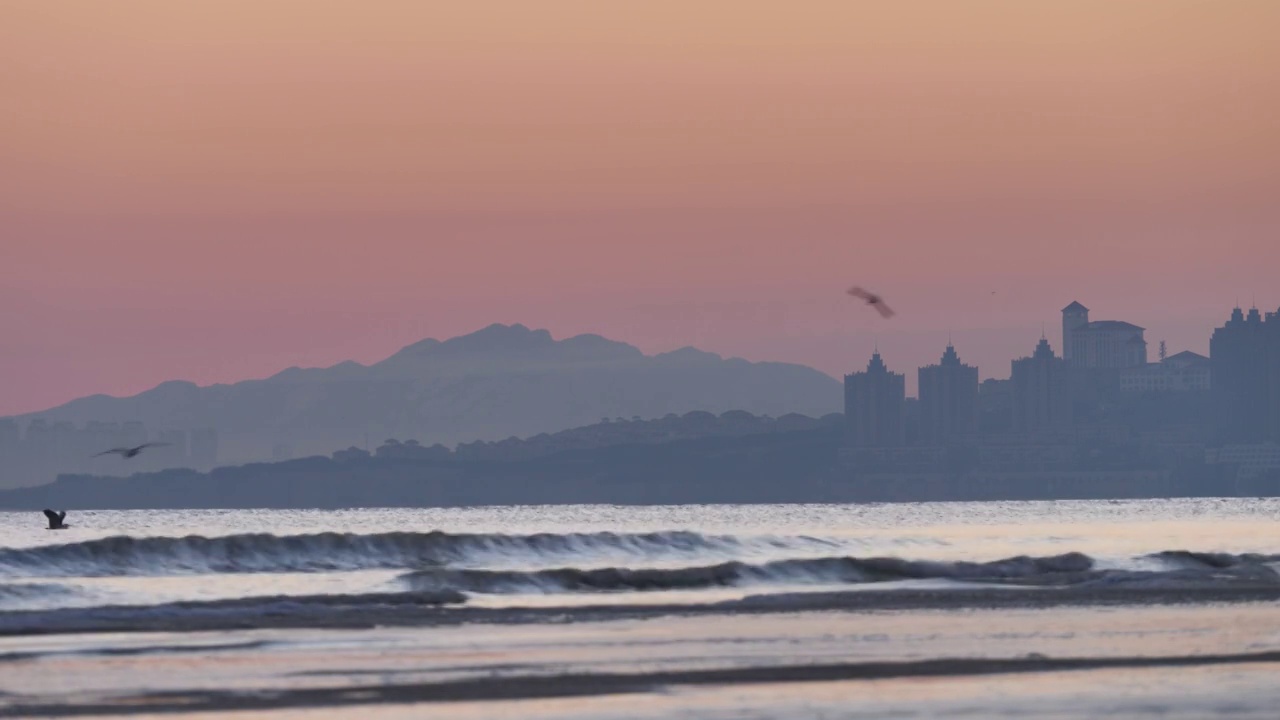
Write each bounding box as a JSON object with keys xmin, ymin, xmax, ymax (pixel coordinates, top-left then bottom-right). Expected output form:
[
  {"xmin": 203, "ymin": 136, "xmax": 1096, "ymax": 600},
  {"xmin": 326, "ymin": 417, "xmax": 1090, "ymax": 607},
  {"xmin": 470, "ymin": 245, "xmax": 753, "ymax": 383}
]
[
  {"xmin": 0, "ymin": 582, "xmax": 76, "ymax": 603},
  {"xmin": 0, "ymin": 581, "xmax": 83, "ymax": 611},
  {"xmin": 0, "ymin": 530, "xmax": 751, "ymax": 578},
  {"xmin": 400, "ymin": 552, "xmax": 1094, "ymax": 594},
  {"xmin": 0, "ymin": 589, "xmax": 466, "ymax": 636},
  {"xmin": 1151, "ymin": 550, "xmax": 1280, "ymax": 569},
  {"xmin": 399, "ymin": 551, "xmax": 1280, "ymax": 595}
]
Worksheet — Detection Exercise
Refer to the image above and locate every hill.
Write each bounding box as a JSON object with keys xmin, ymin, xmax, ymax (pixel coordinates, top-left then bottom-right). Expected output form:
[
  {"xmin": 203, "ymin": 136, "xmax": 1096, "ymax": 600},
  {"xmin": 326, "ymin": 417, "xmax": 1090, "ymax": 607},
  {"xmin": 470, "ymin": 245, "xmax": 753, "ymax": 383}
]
[
  {"xmin": 5, "ymin": 324, "xmax": 841, "ymax": 480},
  {"xmin": 0, "ymin": 419, "xmax": 849, "ymax": 510}
]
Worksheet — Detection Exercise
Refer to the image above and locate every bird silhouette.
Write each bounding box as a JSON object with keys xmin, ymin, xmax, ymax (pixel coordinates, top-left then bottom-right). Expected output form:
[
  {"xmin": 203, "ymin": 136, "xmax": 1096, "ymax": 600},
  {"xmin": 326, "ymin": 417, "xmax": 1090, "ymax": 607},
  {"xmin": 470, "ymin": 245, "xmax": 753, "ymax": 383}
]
[
  {"xmin": 43, "ymin": 509, "xmax": 69, "ymax": 530},
  {"xmin": 847, "ymin": 286, "xmax": 895, "ymax": 318},
  {"xmin": 94, "ymin": 442, "xmax": 169, "ymax": 459}
]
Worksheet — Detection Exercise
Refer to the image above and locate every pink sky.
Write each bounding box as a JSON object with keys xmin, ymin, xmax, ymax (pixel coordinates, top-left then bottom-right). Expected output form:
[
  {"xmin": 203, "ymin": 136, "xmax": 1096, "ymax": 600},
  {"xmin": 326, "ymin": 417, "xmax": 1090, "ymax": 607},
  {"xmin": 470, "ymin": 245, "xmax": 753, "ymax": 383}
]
[{"xmin": 2, "ymin": 1, "xmax": 1278, "ymax": 414}]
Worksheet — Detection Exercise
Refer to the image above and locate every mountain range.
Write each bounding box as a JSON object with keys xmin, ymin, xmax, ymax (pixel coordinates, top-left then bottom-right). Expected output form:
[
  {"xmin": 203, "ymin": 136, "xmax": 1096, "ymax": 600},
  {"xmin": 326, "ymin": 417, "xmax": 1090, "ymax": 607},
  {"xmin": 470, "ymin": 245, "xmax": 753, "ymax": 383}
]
[{"xmin": 8, "ymin": 324, "xmax": 842, "ymax": 466}]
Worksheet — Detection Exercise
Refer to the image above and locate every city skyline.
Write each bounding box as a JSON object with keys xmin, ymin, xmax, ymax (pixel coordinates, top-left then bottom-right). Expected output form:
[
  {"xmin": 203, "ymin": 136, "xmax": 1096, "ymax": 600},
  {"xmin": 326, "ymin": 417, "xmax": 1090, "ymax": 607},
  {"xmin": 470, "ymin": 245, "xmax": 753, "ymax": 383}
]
[
  {"xmin": 2, "ymin": 299, "xmax": 1274, "ymax": 417},
  {"xmin": 7, "ymin": 295, "xmax": 1269, "ymax": 412},
  {"xmin": 4, "ymin": 301, "xmax": 1273, "ymax": 489}
]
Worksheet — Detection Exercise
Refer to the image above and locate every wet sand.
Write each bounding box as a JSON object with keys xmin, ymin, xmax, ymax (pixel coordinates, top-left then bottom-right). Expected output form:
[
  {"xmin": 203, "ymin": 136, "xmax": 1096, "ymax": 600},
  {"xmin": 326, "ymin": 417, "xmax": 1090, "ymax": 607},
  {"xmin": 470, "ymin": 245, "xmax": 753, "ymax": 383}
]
[
  {"xmin": 6, "ymin": 651, "xmax": 1280, "ymax": 717},
  {"xmin": 3, "ymin": 598, "xmax": 1280, "ymax": 718},
  {"xmin": 4, "ymin": 584, "xmax": 1280, "ymax": 637}
]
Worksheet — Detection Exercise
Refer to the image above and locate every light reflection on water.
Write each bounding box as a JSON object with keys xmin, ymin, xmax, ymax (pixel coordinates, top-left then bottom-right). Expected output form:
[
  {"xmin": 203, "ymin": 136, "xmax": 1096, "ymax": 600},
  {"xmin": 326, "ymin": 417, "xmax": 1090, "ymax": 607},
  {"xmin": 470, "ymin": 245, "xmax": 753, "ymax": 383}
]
[
  {"xmin": 2, "ymin": 499, "xmax": 1279, "ymax": 612},
  {"xmin": 5, "ymin": 498, "xmax": 1280, "ymax": 549}
]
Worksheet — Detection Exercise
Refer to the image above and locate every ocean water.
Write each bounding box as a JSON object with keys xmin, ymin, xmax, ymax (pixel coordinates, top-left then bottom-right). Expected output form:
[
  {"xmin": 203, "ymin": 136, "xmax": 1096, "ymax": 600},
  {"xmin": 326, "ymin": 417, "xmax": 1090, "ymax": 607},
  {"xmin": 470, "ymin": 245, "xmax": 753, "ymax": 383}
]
[
  {"xmin": 4, "ymin": 499, "xmax": 1280, "ymax": 718},
  {"xmin": 4, "ymin": 499, "xmax": 1280, "ymax": 615}
]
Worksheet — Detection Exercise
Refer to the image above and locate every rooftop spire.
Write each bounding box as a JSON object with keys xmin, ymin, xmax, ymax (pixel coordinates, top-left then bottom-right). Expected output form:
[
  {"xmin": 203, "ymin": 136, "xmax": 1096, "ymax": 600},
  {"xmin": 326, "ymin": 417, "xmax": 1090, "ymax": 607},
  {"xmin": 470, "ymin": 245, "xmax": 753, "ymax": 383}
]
[
  {"xmin": 940, "ymin": 343, "xmax": 961, "ymax": 365},
  {"xmin": 1033, "ymin": 336, "xmax": 1055, "ymax": 360}
]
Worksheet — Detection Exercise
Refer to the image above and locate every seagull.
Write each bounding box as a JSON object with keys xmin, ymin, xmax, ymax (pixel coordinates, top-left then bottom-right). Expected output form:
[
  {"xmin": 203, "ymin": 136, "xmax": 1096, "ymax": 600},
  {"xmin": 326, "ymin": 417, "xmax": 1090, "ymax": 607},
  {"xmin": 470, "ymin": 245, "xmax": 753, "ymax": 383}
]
[
  {"xmin": 43, "ymin": 509, "xmax": 69, "ymax": 530},
  {"xmin": 847, "ymin": 286, "xmax": 895, "ymax": 318},
  {"xmin": 94, "ymin": 442, "xmax": 169, "ymax": 459}
]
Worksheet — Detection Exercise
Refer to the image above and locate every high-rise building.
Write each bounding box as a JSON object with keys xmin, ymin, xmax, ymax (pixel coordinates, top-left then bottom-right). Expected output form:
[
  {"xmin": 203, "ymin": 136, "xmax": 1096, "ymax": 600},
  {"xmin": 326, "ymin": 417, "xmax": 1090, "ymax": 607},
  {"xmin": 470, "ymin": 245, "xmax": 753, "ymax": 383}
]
[
  {"xmin": 1270, "ymin": 307, "xmax": 1280, "ymax": 443},
  {"xmin": 1211, "ymin": 306, "xmax": 1277, "ymax": 443},
  {"xmin": 843, "ymin": 352, "xmax": 906, "ymax": 447},
  {"xmin": 1011, "ymin": 337, "xmax": 1073, "ymax": 438},
  {"xmin": 917, "ymin": 344, "xmax": 978, "ymax": 446},
  {"xmin": 1061, "ymin": 301, "xmax": 1147, "ymax": 369},
  {"xmin": 1061, "ymin": 301, "xmax": 1089, "ymax": 364},
  {"xmin": 978, "ymin": 378, "xmax": 1014, "ymax": 436}
]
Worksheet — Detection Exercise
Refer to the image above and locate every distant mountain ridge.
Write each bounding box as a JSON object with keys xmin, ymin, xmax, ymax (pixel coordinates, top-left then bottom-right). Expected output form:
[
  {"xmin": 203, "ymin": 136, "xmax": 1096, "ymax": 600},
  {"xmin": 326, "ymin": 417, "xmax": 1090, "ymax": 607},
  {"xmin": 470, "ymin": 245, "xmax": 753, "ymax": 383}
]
[{"xmin": 8, "ymin": 323, "xmax": 841, "ymax": 468}]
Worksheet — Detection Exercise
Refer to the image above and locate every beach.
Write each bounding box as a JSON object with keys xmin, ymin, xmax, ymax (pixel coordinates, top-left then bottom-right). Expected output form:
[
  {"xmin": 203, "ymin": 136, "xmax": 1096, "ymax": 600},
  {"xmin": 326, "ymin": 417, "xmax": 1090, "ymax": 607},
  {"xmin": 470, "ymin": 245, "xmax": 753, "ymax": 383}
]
[
  {"xmin": 4, "ymin": 600, "xmax": 1280, "ymax": 718},
  {"xmin": 2, "ymin": 500, "xmax": 1280, "ymax": 717}
]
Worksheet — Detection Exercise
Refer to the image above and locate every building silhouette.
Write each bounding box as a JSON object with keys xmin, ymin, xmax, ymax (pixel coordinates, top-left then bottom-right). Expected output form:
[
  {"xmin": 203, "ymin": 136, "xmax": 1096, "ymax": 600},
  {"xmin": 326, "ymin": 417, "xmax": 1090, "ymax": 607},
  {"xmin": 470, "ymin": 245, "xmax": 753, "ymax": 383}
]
[
  {"xmin": 978, "ymin": 378, "xmax": 1014, "ymax": 436},
  {"xmin": 1211, "ymin": 306, "xmax": 1279, "ymax": 443},
  {"xmin": 1120, "ymin": 350, "xmax": 1211, "ymax": 393},
  {"xmin": 1062, "ymin": 301, "xmax": 1147, "ymax": 369},
  {"xmin": 1011, "ymin": 337, "xmax": 1073, "ymax": 438},
  {"xmin": 917, "ymin": 344, "xmax": 978, "ymax": 446},
  {"xmin": 843, "ymin": 351, "xmax": 905, "ymax": 447},
  {"xmin": 1271, "ymin": 307, "xmax": 1280, "ymax": 443}
]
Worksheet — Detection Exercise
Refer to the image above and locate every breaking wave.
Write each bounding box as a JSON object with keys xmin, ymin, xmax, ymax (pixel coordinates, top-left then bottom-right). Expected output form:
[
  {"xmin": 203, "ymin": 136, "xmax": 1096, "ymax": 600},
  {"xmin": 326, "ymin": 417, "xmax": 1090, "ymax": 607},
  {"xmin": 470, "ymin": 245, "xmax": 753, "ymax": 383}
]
[
  {"xmin": 5, "ymin": 528, "xmax": 1277, "ymax": 600},
  {"xmin": 399, "ymin": 551, "xmax": 1280, "ymax": 595},
  {"xmin": 0, "ymin": 530, "xmax": 762, "ymax": 578}
]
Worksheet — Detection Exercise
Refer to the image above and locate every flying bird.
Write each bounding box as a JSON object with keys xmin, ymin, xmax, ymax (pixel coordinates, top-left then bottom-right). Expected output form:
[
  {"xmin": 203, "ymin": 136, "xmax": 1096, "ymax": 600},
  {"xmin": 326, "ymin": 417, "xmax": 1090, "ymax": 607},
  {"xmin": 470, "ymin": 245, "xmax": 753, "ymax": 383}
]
[
  {"xmin": 847, "ymin": 286, "xmax": 895, "ymax": 318},
  {"xmin": 43, "ymin": 509, "xmax": 69, "ymax": 530},
  {"xmin": 94, "ymin": 442, "xmax": 169, "ymax": 459}
]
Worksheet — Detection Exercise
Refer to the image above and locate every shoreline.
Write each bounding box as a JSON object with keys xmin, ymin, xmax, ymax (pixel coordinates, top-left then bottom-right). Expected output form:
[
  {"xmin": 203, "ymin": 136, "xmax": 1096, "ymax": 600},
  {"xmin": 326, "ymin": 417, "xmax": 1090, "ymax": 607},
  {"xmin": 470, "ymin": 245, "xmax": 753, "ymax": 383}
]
[{"xmin": 5, "ymin": 585, "xmax": 1280, "ymax": 637}]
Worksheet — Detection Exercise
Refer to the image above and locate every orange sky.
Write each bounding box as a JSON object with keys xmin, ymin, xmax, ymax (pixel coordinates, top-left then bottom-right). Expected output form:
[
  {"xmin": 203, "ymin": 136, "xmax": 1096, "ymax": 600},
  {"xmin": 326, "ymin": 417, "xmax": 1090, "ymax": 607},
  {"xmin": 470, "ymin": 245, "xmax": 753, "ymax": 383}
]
[{"xmin": 2, "ymin": 1, "xmax": 1278, "ymax": 413}]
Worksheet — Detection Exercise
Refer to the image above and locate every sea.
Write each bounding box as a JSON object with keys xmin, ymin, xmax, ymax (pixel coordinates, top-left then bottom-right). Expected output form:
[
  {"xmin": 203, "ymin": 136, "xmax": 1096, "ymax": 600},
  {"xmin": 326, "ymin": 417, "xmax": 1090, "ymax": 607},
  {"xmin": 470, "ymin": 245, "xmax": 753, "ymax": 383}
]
[{"xmin": 2, "ymin": 499, "xmax": 1280, "ymax": 718}]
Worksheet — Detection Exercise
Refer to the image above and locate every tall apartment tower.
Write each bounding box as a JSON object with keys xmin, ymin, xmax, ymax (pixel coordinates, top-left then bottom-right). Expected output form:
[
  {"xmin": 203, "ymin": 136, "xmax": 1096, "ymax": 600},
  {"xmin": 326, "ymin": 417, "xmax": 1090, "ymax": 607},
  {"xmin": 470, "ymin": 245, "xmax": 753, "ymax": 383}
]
[
  {"xmin": 1270, "ymin": 307, "xmax": 1280, "ymax": 443},
  {"xmin": 1061, "ymin": 301, "xmax": 1089, "ymax": 364},
  {"xmin": 843, "ymin": 352, "xmax": 906, "ymax": 447},
  {"xmin": 917, "ymin": 344, "xmax": 979, "ymax": 446},
  {"xmin": 1211, "ymin": 306, "xmax": 1277, "ymax": 443},
  {"xmin": 1011, "ymin": 337, "xmax": 1074, "ymax": 439}
]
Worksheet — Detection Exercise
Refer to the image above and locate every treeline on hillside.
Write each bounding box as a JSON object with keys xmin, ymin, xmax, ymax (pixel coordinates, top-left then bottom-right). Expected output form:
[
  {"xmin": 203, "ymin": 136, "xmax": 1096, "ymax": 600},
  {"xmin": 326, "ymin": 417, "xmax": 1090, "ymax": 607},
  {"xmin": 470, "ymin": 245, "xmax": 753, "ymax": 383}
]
[
  {"xmin": 353, "ymin": 410, "xmax": 841, "ymax": 463},
  {"xmin": 0, "ymin": 424, "xmax": 848, "ymax": 510}
]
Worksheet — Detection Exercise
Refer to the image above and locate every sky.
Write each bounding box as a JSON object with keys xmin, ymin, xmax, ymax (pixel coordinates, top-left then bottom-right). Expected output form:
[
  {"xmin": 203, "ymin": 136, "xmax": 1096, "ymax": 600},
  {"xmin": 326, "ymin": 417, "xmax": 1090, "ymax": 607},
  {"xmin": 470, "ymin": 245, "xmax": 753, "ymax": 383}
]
[{"xmin": 2, "ymin": 1, "xmax": 1278, "ymax": 414}]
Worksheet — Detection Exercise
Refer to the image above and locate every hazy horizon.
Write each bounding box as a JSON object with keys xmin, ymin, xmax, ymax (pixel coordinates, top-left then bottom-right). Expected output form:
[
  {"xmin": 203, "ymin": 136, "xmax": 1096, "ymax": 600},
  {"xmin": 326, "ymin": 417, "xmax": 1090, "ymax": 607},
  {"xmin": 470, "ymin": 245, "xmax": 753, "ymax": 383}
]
[
  {"xmin": 4, "ymin": 1, "xmax": 1278, "ymax": 415},
  {"xmin": 0, "ymin": 312, "xmax": 1249, "ymax": 417}
]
